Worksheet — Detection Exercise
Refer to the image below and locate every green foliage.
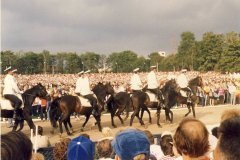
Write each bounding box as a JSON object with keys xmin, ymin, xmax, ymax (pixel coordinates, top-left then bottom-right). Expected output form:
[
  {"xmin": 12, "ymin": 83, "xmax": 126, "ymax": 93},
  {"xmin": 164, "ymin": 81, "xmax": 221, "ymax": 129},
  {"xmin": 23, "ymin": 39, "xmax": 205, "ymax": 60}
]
[
  {"xmin": 1, "ymin": 50, "xmax": 17, "ymax": 73},
  {"xmin": 80, "ymin": 52, "xmax": 100, "ymax": 72}
]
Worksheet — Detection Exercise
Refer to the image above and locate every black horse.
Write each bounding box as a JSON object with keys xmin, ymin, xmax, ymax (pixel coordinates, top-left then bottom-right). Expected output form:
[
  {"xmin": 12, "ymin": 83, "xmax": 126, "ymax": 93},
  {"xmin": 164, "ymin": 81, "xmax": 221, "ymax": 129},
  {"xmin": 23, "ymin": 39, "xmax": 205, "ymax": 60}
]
[
  {"xmin": 162, "ymin": 76, "xmax": 204, "ymax": 123},
  {"xmin": 106, "ymin": 91, "xmax": 132, "ymax": 128},
  {"xmin": 49, "ymin": 82, "xmax": 114, "ymax": 135},
  {"xmin": 0, "ymin": 83, "xmax": 49, "ymax": 133}
]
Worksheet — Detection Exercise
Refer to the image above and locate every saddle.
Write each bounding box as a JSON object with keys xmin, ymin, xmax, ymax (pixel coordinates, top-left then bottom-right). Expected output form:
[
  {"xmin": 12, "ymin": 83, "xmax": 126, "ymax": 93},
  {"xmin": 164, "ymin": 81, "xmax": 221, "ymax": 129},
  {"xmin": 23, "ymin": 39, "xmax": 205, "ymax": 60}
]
[
  {"xmin": 77, "ymin": 94, "xmax": 97, "ymax": 107},
  {"xmin": 179, "ymin": 87, "xmax": 192, "ymax": 98},
  {"xmin": 145, "ymin": 91, "xmax": 158, "ymax": 102}
]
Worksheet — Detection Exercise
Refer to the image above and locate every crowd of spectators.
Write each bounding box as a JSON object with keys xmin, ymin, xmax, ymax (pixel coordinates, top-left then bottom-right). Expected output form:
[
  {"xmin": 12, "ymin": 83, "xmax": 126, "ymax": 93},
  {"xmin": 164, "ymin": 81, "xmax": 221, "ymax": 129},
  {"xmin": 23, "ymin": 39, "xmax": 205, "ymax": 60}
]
[{"xmin": 1, "ymin": 109, "xmax": 240, "ymax": 160}]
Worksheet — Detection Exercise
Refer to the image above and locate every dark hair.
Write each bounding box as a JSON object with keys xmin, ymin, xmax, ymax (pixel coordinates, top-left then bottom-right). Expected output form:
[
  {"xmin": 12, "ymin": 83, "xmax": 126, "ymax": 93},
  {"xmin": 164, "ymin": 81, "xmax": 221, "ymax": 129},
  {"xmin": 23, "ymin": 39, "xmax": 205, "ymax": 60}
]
[
  {"xmin": 160, "ymin": 135, "xmax": 174, "ymax": 156},
  {"xmin": 143, "ymin": 130, "xmax": 154, "ymax": 144},
  {"xmin": 174, "ymin": 118, "xmax": 209, "ymax": 158},
  {"xmin": 218, "ymin": 117, "xmax": 240, "ymax": 160},
  {"xmin": 53, "ymin": 138, "xmax": 71, "ymax": 160},
  {"xmin": 211, "ymin": 127, "xmax": 219, "ymax": 139},
  {"xmin": 1, "ymin": 131, "xmax": 33, "ymax": 160},
  {"xmin": 97, "ymin": 139, "xmax": 113, "ymax": 158},
  {"xmin": 79, "ymin": 133, "xmax": 90, "ymax": 139}
]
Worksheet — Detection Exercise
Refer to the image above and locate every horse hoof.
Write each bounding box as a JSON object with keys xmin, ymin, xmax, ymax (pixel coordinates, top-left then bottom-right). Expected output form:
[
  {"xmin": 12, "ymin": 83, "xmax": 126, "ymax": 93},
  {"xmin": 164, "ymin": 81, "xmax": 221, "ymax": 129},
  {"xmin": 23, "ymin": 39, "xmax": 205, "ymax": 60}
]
[
  {"xmin": 158, "ymin": 124, "xmax": 162, "ymax": 128},
  {"xmin": 113, "ymin": 125, "xmax": 117, "ymax": 128},
  {"xmin": 80, "ymin": 128, "xmax": 84, "ymax": 132},
  {"xmin": 67, "ymin": 133, "xmax": 72, "ymax": 136}
]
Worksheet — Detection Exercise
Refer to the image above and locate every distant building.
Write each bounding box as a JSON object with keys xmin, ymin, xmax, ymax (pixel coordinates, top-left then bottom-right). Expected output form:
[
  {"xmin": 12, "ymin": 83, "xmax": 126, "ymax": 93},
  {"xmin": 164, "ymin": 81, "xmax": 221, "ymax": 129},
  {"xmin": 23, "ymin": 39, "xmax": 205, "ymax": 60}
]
[{"xmin": 158, "ymin": 51, "xmax": 166, "ymax": 57}]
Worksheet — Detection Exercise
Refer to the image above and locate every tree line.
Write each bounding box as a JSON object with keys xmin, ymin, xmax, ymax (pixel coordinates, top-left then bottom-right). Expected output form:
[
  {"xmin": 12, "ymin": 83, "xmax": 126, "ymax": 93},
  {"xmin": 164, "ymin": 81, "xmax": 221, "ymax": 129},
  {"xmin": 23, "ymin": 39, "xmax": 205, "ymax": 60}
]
[{"xmin": 1, "ymin": 31, "xmax": 239, "ymax": 74}]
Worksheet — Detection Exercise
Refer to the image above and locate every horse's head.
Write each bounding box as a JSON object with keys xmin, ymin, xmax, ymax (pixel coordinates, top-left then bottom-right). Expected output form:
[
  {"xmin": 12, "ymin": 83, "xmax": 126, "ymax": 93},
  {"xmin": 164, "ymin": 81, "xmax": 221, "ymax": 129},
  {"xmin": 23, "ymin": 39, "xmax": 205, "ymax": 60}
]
[
  {"xmin": 35, "ymin": 83, "xmax": 50, "ymax": 100},
  {"xmin": 189, "ymin": 76, "xmax": 204, "ymax": 88},
  {"xmin": 105, "ymin": 82, "xmax": 114, "ymax": 95}
]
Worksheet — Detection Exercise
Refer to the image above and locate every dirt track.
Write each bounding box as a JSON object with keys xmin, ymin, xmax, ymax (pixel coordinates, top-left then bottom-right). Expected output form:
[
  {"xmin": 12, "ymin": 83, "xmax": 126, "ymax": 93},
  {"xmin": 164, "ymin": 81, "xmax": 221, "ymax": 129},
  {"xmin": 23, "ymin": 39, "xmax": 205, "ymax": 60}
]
[{"xmin": 1, "ymin": 105, "xmax": 239, "ymax": 144}]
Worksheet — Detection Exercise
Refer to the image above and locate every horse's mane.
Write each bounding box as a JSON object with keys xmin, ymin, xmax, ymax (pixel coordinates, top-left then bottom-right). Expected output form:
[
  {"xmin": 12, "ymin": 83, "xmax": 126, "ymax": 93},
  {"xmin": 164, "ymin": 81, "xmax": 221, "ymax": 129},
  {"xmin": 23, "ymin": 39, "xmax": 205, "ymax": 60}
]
[
  {"xmin": 162, "ymin": 79, "xmax": 177, "ymax": 93},
  {"xmin": 189, "ymin": 76, "xmax": 202, "ymax": 86}
]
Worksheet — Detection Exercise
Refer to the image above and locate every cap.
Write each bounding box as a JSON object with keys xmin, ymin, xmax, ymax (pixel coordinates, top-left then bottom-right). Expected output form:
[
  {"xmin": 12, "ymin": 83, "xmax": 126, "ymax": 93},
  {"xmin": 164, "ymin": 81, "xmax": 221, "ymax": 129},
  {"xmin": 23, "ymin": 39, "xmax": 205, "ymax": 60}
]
[
  {"xmin": 111, "ymin": 129, "xmax": 150, "ymax": 160},
  {"xmin": 161, "ymin": 131, "xmax": 173, "ymax": 138},
  {"xmin": 150, "ymin": 65, "xmax": 156, "ymax": 69},
  {"xmin": 78, "ymin": 71, "xmax": 84, "ymax": 75},
  {"xmin": 133, "ymin": 68, "xmax": 139, "ymax": 72},
  {"xmin": 4, "ymin": 66, "xmax": 12, "ymax": 72},
  {"xmin": 181, "ymin": 69, "xmax": 187, "ymax": 73},
  {"xmin": 67, "ymin": 136, "xmax": 95, "ymax": 160},
  {"xmin": 84, "ymin": 70, "xmax": 91, "ymax": 74}
]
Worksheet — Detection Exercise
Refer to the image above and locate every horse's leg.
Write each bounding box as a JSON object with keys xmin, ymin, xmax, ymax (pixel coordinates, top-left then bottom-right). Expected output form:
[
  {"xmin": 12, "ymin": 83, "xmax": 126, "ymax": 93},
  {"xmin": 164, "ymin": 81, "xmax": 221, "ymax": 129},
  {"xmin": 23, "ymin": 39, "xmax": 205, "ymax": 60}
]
[
  {"xmin": 17, "ymin": 119, "xmax": 24, "ymax": 131},
  {"xmin": 192, "ymin": 103, "xmax": 196, "ymax": 118},
  {"xmin": 111, "ymin": 109, "xmax": 117, "ymax": 128},
  {"xmin": 81, "ymin": 114, "xmax": 91, "ymax": 131},
  {"xmin": 23, "ymin": 109, "xmax": 36, "ymax": 131},
  {"xmin": 59, "ymin": 117, "xmax": 64, "ymax": 135},
  {"xmin": 12, "ymin": 119, "xmax": 19, "ymax": 131},
  {"xmin": 117, "ymin": 114, "xmax": 124, "ymax": 125},
  {"xmin": 136, "ymin": 109, "xmax": 144, "ymax": 126},
  {"xmin": 157, "ymin": 103, "xmax": 162, "ymax": 127},
  {"xmin": 68, "ymin": 117, "xmax": 74, "ymax": 133},
  {"xmin": 130, "ymin": 107, "xmax": 139, "ymax": 126},
  {"xmin": 169, "ymin": 110, "xmax": 173, "ymax": 123},
  {"xmin": 145, "ymin": 107, "xmax": 152, "ymax": 124},
  {"xmin": 94, "ymin": 115, "xmax": 102, "ymax": 132},
  {"xmin": 184, "ymin": 103, "xmax": 191, "ymax": 117}
]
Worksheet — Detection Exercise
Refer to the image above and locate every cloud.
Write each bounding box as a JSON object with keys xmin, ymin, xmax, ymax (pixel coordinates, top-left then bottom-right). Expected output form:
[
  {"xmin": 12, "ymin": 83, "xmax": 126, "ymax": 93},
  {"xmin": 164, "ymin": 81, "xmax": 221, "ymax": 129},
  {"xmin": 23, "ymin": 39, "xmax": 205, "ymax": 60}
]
[{"xmin": 1, "ymin": 0, "xmax": 240, "ymax": 55}]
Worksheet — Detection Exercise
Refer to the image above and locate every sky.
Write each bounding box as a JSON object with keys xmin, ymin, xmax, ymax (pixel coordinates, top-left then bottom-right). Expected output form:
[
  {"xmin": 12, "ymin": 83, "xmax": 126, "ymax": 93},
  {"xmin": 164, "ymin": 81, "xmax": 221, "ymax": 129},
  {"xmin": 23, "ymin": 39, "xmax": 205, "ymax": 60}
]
[{"xmin": 1, "ymin": 0, "xmax": 240, "ymax": 55}]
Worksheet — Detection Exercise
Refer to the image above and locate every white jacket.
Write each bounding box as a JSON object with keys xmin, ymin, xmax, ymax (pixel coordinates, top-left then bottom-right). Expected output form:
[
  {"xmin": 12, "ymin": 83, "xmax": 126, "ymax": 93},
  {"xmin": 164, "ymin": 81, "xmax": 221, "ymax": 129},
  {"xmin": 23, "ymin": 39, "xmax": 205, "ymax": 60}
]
[
  {"xmin": 75, "ymin": 77, "xmax": 92, "ymax": 96},
  {"xmin": 130, "ymin": 73, "xmax": 142, "ymax": 90},
  {"xmin": 177, "ymin": 73, "xmax": 188, "ymax": 88},
  {"xmin": 147, "ymin": 71, "xmax": 158, "ymax": 89},
  {"xmin": 3, "ymin": 74, "xmax": 21, "ymax": 95}
]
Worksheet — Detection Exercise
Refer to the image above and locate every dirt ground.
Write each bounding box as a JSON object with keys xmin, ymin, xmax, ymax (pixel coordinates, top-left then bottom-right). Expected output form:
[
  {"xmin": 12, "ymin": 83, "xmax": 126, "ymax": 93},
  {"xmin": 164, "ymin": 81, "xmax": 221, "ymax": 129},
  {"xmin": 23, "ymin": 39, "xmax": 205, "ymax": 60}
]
[{"xmin": 1, "ymin": 105, "xmax": 239, "ymax": 144}]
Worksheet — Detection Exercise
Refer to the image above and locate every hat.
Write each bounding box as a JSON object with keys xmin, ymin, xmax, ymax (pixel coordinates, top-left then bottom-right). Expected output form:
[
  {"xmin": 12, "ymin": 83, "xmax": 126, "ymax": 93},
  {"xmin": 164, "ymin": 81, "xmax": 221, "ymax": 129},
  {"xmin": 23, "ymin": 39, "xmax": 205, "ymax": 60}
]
[
  {"xmin": 78, "ymin": 71, "xmax": 84, "ymax": 75},
  {"xmin": 12, "ymin": 69, "xmax": 17, "ymax": 73},
  {"xmin": 150, "ymin": 65, "xmax": 156, "ymax": 69},
  {"xmin": 84, "ymin": 70, "xmax": 91, "ymax": 74},
  {"xmin": 161, "ymin": 131, "xmax": 173, "ymax": 138},
  {"xmin": 133, "ymin": 68, "xmax": 139, "ymax": 72},
  {"xmin": 67, "ymin": 136, "xmax": 95, "ymax": 160},
  {"xmin": 181, "ymin": 69, "xmax": 187, "ymax": 73},
  {"xmin": 4, "ymin": 66, "xmax": 12, "ymax": 72},
  {"xmin": 111, "ymin": 129, "xmax": 150, "ymax": 160}
]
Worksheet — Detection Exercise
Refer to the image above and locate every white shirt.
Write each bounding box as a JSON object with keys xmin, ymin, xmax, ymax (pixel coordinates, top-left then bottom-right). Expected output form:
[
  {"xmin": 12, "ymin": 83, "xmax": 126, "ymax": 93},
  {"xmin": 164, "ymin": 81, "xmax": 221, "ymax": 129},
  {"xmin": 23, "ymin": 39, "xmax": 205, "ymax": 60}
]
[
  {"xmin": 130, "ymin": 73, "xmax": 142, "ymax": 90},
  {"xmin": 75, "ymin": 76, "xmax": 92, "ymax": 96},
  {"xmin": 147, "ymin": 71, "xmax": 158, "ymax": 89},
  {"xmin": 228, "ymin": 84, "xmax": 236, "ymax": 94},
  {"xmin": 3, "ymin": 74, "xmax": 21, "ymax": 95},
  {"xmin": 177, "ymin": 73, "xmax": 188, "ymax": 88},
  {"xmin": 150, "ymin": 144, "xmax": 164, "ymax": 160}
]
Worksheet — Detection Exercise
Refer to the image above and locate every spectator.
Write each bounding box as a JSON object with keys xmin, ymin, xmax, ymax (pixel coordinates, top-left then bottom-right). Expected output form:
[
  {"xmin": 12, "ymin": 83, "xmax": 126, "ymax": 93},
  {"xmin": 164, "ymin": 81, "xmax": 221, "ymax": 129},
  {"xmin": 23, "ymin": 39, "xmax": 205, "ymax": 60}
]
[
  {"xmin": 112, "ymin": 129, "xmax": 150, "ymax": 160},
  {"xmin": 228, "ymin": 82, "xmax": 237, "ymax": 105},
  {"xmin": 97, "ymin": 139, "xmax": 114, "ymax": 160},
  {"xmin": 1, "ymin": 131, "xmax": 33, "ymax": 160},
  {"xmin": 53, "ymin": 138, "xmax": 71, "ymax": 160},
  {"xmin": 174, "ymin": 118, "xmax": 210, "ymax": 160},
  {"xmin": 214, "ymin": 117, "xmax": 240, "ymax": 160},
  {"xmin": 144, "ymin": 130, "xmax": 164, "ymax": 160},
  {"xmin": 67, "ymin": 136, "xmax": 95, "ymax": 160},
  {"xmin": 159, "ymin": 131, "xmax": 176, "ymax": 160}
]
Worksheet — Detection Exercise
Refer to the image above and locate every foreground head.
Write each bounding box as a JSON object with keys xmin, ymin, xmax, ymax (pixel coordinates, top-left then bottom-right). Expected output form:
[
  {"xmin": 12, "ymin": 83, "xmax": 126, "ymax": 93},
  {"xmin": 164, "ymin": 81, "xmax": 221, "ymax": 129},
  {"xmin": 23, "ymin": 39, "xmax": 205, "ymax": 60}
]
[
  {"xmin": 160, "ymin": 131, "xmax": 174, "ymax": 157},
  {"xmin": 1, "ymin": 131, "xmax": 33, "ymax": 160},
  {"xmin": 112, "ymin": 129, "xmax": 150, "ymax": 160},
  {"xmin": 97, "ymin": 139, "xmax": 113, "ymax": 159},
  {"xmin": 67, "ymin": 136, "xmax": 95, "ymax": 160},
  {"xmin": 174, "ymin": 118, "xmax": 210, "ymax": 158},
  {"xmin": 54, "ymin": 138, "xmax": 71, "ymax": 160},
  {"xmin": 214, "ymin": 117, "xmax": 240, "ymax": 160}
]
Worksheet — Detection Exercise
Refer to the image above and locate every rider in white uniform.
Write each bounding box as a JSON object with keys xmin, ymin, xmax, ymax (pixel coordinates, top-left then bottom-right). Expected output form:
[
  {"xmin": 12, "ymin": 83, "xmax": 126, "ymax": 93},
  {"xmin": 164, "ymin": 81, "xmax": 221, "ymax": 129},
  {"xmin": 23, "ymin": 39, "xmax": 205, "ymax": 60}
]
[
  {"xmin": 177, "ymin": 69, "xmax": 191, "ymax": 101},
  {"xmin": 3, "ymin": 67, "xmax": 22, "ymax": 120},
  {"xmin": 75, "ymin": 70, "xmax": 99, "ymax": 116},
  {"xmin": 147, "ymin": 66, "xmax": 160, "ymax": 99},
  {"xmin": 130, "ymin": 68, "xmax": 142, "ymax": 93}
]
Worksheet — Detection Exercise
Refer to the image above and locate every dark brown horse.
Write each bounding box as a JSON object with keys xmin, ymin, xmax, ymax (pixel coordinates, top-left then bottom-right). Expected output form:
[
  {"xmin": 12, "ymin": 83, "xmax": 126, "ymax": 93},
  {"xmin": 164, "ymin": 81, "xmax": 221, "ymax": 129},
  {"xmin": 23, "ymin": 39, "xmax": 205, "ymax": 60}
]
[
  {"xmin": 128, "ymin": 89, "xmax": 164, "ymax": 127},
  {"xmin": 49, "ymin": 82, "xmax": 114, "ymax": 135},
  {"xmin": 162, "ymin": 76, "xmax": 204, "ymax": 123}
]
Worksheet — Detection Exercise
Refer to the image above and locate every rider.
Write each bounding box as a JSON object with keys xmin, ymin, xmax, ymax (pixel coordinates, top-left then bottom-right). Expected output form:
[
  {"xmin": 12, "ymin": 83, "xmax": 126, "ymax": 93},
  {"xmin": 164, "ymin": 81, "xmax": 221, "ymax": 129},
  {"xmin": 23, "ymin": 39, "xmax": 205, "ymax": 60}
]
[
  {"xmin": 147, "ymin": 65, "xmax": 161, "ymax": 100},
  {"xmin": 75, "ymin": 70, "xmax": 99, "ymax": 116},
  {"xmin": 130, "ymin": 68, "xmax": 142, "ymax": 93},
  {"xmin": 177, "ymin": 69, "xmax": 191, "ymax": 102},
  {"xmin": 3, "ymin": 66, "xmax": 22, "ymax": 120}
]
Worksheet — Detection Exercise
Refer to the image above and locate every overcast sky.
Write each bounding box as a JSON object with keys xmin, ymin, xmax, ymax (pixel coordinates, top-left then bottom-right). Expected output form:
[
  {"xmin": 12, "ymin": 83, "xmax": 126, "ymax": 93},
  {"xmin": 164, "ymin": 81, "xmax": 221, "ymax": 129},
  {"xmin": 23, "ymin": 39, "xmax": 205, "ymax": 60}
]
[{"xmin": 1, "ymin": 0, "xmax": 240, "ymax": 55}]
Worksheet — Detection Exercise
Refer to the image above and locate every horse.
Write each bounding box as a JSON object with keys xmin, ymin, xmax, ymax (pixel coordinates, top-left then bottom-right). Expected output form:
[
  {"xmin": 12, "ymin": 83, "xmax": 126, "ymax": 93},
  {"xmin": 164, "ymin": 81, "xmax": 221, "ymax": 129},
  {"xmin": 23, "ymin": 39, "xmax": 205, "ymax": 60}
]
[
  {"xmin": 106, "ymin": 91, "xmax": 132, "ymax": 128},
  {"xmin": 162, "ymin": 76, "xmax": 204, "ymax": 123},
  {"xmin": 128, "ymin": 88, "xmax": 164, "ymax": 127},
  {"xmin": 0, "ymin": 83, "xmax": 49, "ymax": 133},
  {"xmin": 49, "ymin": 82, "xmax": 114, "ymax": 135}
]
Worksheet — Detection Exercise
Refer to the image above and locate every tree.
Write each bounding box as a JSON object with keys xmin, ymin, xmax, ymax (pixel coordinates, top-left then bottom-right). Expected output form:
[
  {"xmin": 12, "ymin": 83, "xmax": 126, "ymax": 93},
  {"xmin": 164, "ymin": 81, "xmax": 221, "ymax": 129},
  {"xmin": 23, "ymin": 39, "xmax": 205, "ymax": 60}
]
[
  {"xmin": 197, "ymin": 32, "xmax": 224, "ymax": 71},
  {"xmin": 177, "ymin": 32, "xmax": 196, "ymax": 70},
  {"xmin": 80, "ymin": 52, "xmax": 100, "ymax": 72},
  {"xmin": 65, "ymin": 53, "xmax": 82, "ymax": 73},
  {"xmin": 0, "ymin": 50, "xmax": 18, "ymax": 73},
  {"xmin": 148, "ymin": 52, "xmax": 164, "ymax": 71}
]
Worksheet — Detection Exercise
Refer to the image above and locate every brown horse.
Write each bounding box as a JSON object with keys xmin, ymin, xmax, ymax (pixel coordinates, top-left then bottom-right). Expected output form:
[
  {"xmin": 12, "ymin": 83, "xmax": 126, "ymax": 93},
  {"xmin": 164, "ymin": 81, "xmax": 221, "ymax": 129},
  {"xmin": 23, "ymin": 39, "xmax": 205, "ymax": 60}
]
[
  {"xmin": 162, "ymin": 76, "xmax": 204, "ymax": 123},
  {"xmin": 49, "ymin": 82, "xmax": 114, "ymax": 135}
]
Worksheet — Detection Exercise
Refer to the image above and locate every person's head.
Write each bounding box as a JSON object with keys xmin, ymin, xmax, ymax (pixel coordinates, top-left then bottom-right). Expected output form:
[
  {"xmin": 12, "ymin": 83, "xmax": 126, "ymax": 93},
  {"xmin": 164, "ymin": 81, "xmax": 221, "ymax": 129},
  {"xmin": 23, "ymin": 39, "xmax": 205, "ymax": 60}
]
[
  {"xmin": 143, "ymin": 130, "xmax": 154, "ymax": 144},
  {"xmin": 1, "ymin": 131, "xmax": 33, "ymax": 160},
  {"xmin": 67, "ymin": 136, "xmax": 95, "ymax": 160},
  {"xmin": 133, "ymin": 68, "xmax": 140, "ymax": 73},
  {"xmin": 160, "ymin": 131, "xmax": 174, "ymax": 156},
  {"xmin": 112, "ymin": 129, "xmax": 150, "ymax": 160},
  {"xmin": 54, "ymin": 138, "xmax": 71, "ymax": 160},
  {"xmin": 221, "ymin": 109, "xmax": 240, "ymax": 122},
  {"xmin": 174, "ymin": 118, "xmax": 210, "ymax": 159},
  {"xmin": 79, "ymin": 133, "xmax": 90, "ymax": 139},
  {"xmin": 214, "ymin": 117, "xmax": 240, "ymax": 160},
  {"xmin": 150, "ymin": 66, "xmax": 156, "ymax": 72},
  {"xmin": 97, "ymin": 139, "xmax": 113, "ymax": 159}
]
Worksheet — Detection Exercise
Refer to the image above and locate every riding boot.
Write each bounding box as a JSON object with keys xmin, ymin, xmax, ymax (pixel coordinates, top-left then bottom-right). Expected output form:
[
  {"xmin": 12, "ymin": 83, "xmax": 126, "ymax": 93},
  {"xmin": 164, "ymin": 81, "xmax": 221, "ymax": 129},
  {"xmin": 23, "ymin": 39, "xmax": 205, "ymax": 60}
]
[{"xmin": 13, "ymin": 109, "xmax": 20, "ymax": 121}]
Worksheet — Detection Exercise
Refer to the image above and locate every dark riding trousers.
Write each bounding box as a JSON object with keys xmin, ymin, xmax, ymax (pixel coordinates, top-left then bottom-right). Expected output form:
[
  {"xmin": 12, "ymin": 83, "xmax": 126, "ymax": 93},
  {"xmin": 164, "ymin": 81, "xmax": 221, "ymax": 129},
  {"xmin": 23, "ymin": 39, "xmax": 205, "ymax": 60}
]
[{"xmin": 4, "ymin": 94, "xmax": 22, "ymax": 109}]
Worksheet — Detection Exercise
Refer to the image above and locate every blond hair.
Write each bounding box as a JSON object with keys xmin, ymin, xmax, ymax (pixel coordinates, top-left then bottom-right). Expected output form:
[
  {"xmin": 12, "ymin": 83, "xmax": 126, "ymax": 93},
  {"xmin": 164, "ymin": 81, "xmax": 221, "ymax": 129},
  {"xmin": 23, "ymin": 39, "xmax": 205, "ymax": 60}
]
[
  {"xmin": 221, "ymin": 109, "xmax": 240, "ymax": 122},
  {"xmin": 133, "ymin": 154, "xmax": 147, "ymax": 160}
]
